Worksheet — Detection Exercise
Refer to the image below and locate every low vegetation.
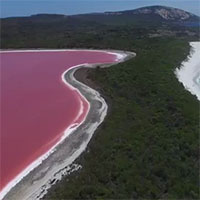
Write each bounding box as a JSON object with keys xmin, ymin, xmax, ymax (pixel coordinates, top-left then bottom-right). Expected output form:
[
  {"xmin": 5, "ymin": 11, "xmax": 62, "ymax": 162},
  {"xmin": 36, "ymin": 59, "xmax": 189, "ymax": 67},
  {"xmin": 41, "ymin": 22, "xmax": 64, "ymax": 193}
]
[{"xmin": 43, "ymin": 38, "xmax": 199, "ymax": 199}]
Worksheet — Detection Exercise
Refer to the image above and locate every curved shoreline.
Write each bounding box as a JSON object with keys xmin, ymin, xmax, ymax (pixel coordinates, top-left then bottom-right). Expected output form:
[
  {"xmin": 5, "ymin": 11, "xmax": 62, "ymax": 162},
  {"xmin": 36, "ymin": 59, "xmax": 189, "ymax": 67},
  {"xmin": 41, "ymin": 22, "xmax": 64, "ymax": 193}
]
[{"xmin": 2, "ymin": 50, "xmax": 135, "ymax": 200}]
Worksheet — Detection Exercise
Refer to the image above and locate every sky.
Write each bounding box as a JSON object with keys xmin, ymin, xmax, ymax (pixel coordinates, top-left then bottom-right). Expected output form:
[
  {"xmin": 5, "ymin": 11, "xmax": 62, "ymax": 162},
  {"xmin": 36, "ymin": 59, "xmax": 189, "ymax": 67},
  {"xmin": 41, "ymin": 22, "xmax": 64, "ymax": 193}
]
[{"xmin": 0, "ymin": 0, "xmax": 200, "ymax": 18}]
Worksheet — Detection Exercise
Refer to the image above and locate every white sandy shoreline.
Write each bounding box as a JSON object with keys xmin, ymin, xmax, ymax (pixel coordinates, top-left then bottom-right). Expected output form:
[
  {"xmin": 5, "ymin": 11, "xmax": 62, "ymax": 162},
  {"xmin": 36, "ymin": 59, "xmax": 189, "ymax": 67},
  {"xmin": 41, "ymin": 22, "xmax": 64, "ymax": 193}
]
[
  {"xmin": 1, "ymin": 49, "xmax": 134, "ymax": 200},
  {"xmin": 175, "ymin": 41, "xmax": 200, "ymax": 101}
]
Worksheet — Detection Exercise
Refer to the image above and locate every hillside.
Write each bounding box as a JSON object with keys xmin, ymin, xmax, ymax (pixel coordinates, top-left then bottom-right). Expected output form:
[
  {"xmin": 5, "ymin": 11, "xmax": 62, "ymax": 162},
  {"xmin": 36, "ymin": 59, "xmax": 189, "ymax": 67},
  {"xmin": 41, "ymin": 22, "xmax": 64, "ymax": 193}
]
[
  {"xmin": 105, "ymin": 5, "xmax": 199, "ymax": 21},
  {"xmin": 74, "ymin": 5, "xmax": 200, "ymax": 26},
  {"xmin": 1, "ymin": 6, "xmax": 199, "ymax": 49}
]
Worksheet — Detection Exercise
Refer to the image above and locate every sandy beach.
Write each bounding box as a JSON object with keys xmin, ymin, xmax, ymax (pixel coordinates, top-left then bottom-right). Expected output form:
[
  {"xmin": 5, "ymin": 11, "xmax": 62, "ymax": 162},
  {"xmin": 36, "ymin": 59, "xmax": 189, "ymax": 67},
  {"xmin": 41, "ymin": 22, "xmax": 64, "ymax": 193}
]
[
  {"xmin": 175, "ymin": 41, "xmax": 200, "ymax": 101},
  {"xmin": 1, "ymin": 50, "xmax": 135, "ymax": 200}
]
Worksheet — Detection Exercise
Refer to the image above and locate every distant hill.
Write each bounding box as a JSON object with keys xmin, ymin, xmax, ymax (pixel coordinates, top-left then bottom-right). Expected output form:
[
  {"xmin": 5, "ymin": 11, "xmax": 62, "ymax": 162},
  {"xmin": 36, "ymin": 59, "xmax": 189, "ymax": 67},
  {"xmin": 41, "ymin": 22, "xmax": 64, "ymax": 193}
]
[
  {"xmin": 1, "ymin": 5, "xmax": 199, "ymax": 49},
  {"xmin": 73, "ymin": 5, "xmax": 200, "ymax": 26},
  {"xmin": 104, "ymin": 5, "xmax": 199, "ymax": 21}
]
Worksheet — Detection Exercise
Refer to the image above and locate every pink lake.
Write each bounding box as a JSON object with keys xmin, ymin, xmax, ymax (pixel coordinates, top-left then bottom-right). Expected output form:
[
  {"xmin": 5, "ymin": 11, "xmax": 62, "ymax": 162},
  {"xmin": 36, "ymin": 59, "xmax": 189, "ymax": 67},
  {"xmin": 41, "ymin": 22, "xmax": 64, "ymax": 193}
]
[{"xmin": 0, "ymin": 50, "xmax": 117, "ymax": 193}]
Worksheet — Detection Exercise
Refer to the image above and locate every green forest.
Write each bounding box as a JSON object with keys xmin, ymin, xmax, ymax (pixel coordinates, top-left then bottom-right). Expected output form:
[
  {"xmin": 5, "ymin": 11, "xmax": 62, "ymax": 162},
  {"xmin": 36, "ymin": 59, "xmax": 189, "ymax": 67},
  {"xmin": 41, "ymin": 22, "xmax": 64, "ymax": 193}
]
[{"xmin": 43, "ymin": 38, "xmax": 199, "ymax": 200}]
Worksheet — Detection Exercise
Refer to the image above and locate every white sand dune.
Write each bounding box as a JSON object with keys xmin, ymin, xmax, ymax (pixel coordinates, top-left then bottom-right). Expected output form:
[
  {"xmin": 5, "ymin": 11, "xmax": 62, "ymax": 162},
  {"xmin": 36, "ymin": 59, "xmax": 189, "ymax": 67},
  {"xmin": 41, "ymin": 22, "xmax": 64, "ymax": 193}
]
[{"xmin": 175, "ymin": 41, "xmax": 200, "ymax": 101}]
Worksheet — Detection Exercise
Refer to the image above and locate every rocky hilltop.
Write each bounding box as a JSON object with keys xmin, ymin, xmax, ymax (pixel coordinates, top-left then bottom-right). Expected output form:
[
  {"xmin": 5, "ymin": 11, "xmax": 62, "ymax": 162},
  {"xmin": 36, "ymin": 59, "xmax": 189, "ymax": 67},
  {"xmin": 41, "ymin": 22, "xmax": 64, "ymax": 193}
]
[{"xmin": 105, "ymin": 5, "xmax": 199, "ymax": 22}]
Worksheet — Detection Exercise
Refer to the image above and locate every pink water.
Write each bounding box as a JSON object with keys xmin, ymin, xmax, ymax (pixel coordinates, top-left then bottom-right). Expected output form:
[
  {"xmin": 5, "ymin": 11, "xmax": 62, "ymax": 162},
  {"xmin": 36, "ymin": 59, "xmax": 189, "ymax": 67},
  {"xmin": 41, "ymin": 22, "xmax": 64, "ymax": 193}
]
[{"xmin": 0, "ymin": 50, "xmax": 117, "ymax": 192}]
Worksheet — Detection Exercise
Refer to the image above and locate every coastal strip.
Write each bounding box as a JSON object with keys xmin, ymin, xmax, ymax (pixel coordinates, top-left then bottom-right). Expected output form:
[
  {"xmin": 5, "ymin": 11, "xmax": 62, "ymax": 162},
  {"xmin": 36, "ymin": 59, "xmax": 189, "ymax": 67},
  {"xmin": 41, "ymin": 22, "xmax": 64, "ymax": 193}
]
[
  {"xmin": 2, "ymin": 50, "xmax": 135, "ymax": 200},
  {"xmin": 175, "ymin": 41, "xmax": 200, "ymax": 101}
]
